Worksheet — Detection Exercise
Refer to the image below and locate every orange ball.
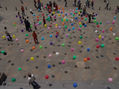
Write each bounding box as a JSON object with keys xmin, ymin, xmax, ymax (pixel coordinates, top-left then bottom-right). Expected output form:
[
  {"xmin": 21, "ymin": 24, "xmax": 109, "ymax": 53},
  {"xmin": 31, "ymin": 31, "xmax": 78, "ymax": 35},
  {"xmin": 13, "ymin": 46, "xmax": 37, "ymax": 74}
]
[
  {"xmin": 26, "ymin": 40, "xmax": 29, "ymax": 43},
  {"xmin": 84, "ymin": 58, "xmax": 88, "ymax": 62},
  {"xmin": 32, "ymin": 46, "xmax": 36, "ymax": 50},
  {"xmin": 110, "ymin": 27, "xmax": 112, "ymax": 31},
  {"xmin": 62, "ymin": 22, "xmax": 65, "ymax": 26}
]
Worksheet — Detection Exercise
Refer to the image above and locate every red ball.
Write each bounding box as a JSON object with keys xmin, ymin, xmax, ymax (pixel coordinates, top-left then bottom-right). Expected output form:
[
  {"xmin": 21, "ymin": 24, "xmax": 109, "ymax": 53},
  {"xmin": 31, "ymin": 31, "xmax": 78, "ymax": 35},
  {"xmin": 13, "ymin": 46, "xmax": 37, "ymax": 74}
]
[
  {"xmin": 45, "ymin": 75, "xmax": 49, "ymax": 79},
  {"xmin": 96, "ymin": 45, "xmax": 100, "ymax": 48},
  {"xmin": 115, "ymin": 57, "xmax": 119, "ymax": 61},
  {"xmin": 97, "ymin": 25, "xmax": 100, "ymax": 28},
  {"xmin": 87, "ymin": 57, "xmax": 90, "ymax": 60}
]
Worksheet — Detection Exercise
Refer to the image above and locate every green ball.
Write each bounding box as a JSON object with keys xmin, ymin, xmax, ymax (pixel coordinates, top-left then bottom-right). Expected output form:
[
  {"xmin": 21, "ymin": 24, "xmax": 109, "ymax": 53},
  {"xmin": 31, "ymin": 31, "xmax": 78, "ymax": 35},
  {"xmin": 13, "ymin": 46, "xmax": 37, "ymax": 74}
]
[
  {"xmin": 18, "ymin": 67, "xmax": 22, "ymax": 71},
  {"xmin": 75, "ymin": 11, "xmax": 78, "ymax": 13},
  {"xmin": 80, "ymin": 36, "xmax": 83, "ymax": 39},
  {"xmin": 96, "ymin": 22, "xmax": 99, "ymax": 25},
  {"xmin": 61, "ymin": 18, "xmax": 63, "ymax": 22},
  {"xmin": 79, "ymin": 25, "xmax": 82, "ymax": 28},
  {"xmin": 101, "ymin": 44, "xmax": 104, "ymax": 48},
  {"xmin": 115, "ymin": 37, "xmax": 119, "ymax": 40},
  {"xmin": 11, "ymin": 78, "xmax": 16, "ymax": 82},
  {"xmin": 30, "ymin": 25, "xmax": 32, "ymax": 28},
  {"xmin": 39, "ymin": 45, "xmax": 43, "ymax": 49},
  {"xmin": 25, "ymin": 34, "xmax": 29, "ymax": 36},
  {"xmin": 1, "ymin": 50, "xmax": 5, "ymax": 54},
  {"xmin": 73, "ymin": 14, "xmax": 75, "ymax": 17},
  {"xmin": 73, "ymin": 56, "xmax": 76, "ymax": 60},
  {"xmin": 84, "ymin": 18, "xmax": 87, "ymax": 21},
  {"xmin": 100, "ymin": 22, "xmax": 102, "ymax": 24},
  {"xmin": 61, "ymin": 43, "xmax": 65, "ymax": 47},
  {"xmin": 64, "ymin": 25, "xmax": 67, "ymax": 29},
  {"xmin": 66, "ymin": 19, "xmax": 69, "ymax": 22},
  {"xmin": 39, "ymin": 21, "xmax": 42, "ymax": 25}
]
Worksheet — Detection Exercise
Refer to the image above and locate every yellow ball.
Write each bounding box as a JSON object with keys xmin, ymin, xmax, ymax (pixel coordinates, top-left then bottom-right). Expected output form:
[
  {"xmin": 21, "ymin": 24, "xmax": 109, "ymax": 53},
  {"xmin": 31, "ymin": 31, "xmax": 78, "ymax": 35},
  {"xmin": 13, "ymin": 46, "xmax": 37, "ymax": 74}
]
[
  {"xmin": 52, "ymin": 12, "xmax": 55, "ymax": 14},
  {"xmin": 44, "ymin": 24, "xmax": 47, "ymax": 27},
  {"xmin": 63, "ymin": 19, "xmax": 66, "ymax": 21},
  {"xmin": 98, "ymin": 35, "xmax": 101, "ymax": 39},
  {"xmin": 30, "ymin": 57, "xmax": 34, "ymax": 61},
  {"xmin": 2, "ymin": 35, "xmax": 6, "ymax": 39},
  {"xmin": 78, "ymin": 41, "xmax": 82, "ymax": 45},
  {"xmin": 12, "ymin": 35, "xmax": 16, "ymax": 38},
  {"xmin": 79, "ymin": 22, "xmax": 82, "ymax": 25},
  {"xmin": 78, "ymin": 12, "xmax": 80, "ymax": 15},
  {"xmin": 55, "ymin": 24, "xmax": 58, "ymax": 26},
  {"xmin": 58, "ymin": 14, "xmax": 61, "ymax": 16}
]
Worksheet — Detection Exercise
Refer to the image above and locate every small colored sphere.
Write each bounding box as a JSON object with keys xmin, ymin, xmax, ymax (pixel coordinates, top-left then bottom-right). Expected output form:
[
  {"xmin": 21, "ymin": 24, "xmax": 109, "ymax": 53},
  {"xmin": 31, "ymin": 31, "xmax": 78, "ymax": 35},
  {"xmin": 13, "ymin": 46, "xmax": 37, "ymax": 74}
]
[
  {"xmin": 73, "ymin": 56, "xmax": 76, "ymax": 60},
  {"xmin": 87, "ymin": 48, "xmax": 90, "ymax": 52},
  {"xmin": 45, "ymin": 75, "xmax": 49, "ymax": 79},
  {"xmin": 49, "ymin": 35, "xmax": 53, "ymax": 38},
  {"xmin": 48, "ymin": 64, "xmax": 52, "ymax": 68},
  {"xmin": 73, "ymin": 82, "xmax": 78, "ymax": 88},
  {"xmin": 101, "ymin": 44, "xmax": 104, "ymax": 48}
]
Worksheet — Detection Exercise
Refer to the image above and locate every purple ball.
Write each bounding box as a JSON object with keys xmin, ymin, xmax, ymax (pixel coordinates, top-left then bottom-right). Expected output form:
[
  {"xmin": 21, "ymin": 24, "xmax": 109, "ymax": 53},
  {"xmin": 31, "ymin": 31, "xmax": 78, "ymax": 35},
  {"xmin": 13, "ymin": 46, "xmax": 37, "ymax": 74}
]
[
  {"xmin": 50, "ymin": 42, "xmax": 53, "ymax": 45},
  {"xmin": 59, "ymin": 26, "xmax": 61, "ymax": 29},
  {"xmin": 21, "ymin": 29, "xmax": 24, "ymax": 32}
]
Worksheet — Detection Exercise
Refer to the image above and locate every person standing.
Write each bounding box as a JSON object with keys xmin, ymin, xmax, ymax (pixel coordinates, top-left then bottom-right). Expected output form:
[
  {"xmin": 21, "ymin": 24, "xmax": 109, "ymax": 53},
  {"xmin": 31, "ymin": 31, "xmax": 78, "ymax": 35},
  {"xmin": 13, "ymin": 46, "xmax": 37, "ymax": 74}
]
[
  {"xmin": 88, "ymin": 13, "xmax": 92, "ymax": 23},
  {"xmin": 34, "ymin": 0, "xmax": 37, "ymax": 9},
  {"xmin": 28, "ymin": 73, "xmax": 40, "ymax": 89},
  {"xmin": 91, "ymin": 0, "xmax": 94, "ymax": 9},
  {"xmin": 43, "ymin": 16, "xmax": 46, "ymax": 25},
  {"xmin": 64, "ymin": 0, "xmax": 67, "ymax": 7},
  {"xmin": 32, "ymin": 31, "xmax": 38, "ymax": 44},
  {"xmin": 78, "ymin": 0, "xmax": 81, "ymax": 10},
  {"xmin": 105, "ymin": 0, "xmax": 109, "ymax": 10},
  {"xmin": 74, "ymin": 0, "xmax": 77, "ymax": 7},
  {"xmin": 38, "ymin": 0, "xmax": 41, "ymax": 10},
  {"xmin": 21, "ymin": 5, "xmax": 25, "ymax": 17},
  {"xmin": 5, "ymin": 31, "xmax": 13, "ymax": 41}
]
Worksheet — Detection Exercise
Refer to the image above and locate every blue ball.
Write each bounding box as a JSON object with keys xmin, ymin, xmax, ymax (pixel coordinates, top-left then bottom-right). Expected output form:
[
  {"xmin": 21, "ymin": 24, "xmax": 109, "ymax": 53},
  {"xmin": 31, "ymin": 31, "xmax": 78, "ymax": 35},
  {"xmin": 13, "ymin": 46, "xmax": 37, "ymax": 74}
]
[
  {"xmin": 114, "ymin": 16, "xmax": 116, "ymax": 20},
  {"xmin": 68, "ymin": 29, "xmax": 71, "ymax": 31},
  {"xmin": 71, "ymin": 23, "xmax": 74, "ymax": 26},
  {"xmin": 84, "ymin": 24, "xmax": 87, "ymax": 27},
  {"xmin": 38, "ymin": 9, "xmax": 40, "ymax": 12},
  {"xmin": 76, "ymin": 8, "xmax": 78, "ymax": 10},
  {"xmin": 65, "ymin": 13, "xmax": 67, "ymax": 16},
  {"xmin": 72, "ymin": 27, "xmax": 75, "ymax": 30},
  {"xmin": 70, "ymin": 13, "xmax": 73, "ymax": 15},
  {"xmin": 33, "ymin": 14, "xmax": 36, "ymax": 16},
  {"xmin": 73, "ymin": 82, "xmax": 78, "ymax": 88},
  {"xmin": 48, "ymin": 64, "xmax": 52, "ymax": 68},
  {"xmin": 87, "ymin": 48, "xmax": 90, "ymax": 52},
  {"xmin": 41, "ymin": 37, "xmax": 44, "ymax": 40},
  {"xmin": 50, "ymin": 35, "xmax": 53, "ymax": 38},
  {"xmin": 75, "ymin": 17, "xmax": 78, "ymax": 20}
]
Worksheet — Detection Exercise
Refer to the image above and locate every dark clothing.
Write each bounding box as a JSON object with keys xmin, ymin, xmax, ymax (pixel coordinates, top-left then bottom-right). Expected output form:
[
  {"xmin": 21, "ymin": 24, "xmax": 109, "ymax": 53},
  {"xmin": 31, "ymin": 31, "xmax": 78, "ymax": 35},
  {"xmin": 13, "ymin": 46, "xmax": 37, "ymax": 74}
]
[
  {"xmin": 43, "ymin": 16, "xmax": 46, "ymax": 25},
  {"xmin": 31, "ymin": 81, "xmax": 40, "ymax": 89},
  {"xmin": 32, "ymin": 31, "xmax": 38, "ymax": 44},
  {"xmin": 64, "ymin": 0, "xmax": 67, "ymax": 7},
  {"xmin": 5, "ymin": 32, "xmax": 12, "ymax": 41},
  {"xmin": 24, "ymin": 19, "xmax": 31, "ymax": 32},
  {"xmin": 88, "ymin": 14, "xmax": 91, "ymax": 23}
]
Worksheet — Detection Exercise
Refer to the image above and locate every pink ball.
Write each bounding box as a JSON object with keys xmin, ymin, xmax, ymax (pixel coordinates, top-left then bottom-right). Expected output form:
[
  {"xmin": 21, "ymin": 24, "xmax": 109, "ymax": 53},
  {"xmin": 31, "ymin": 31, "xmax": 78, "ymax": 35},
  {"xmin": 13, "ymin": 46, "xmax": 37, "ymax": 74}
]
[
  {"xmin": 16, "ymin": 38, "xmax": 19, "ymax": 41},
  {"xmin": 78, "ymin": 28, "xmax": 81, "ymax": 31},
  {"xmin": 20, "ymin": 49, "xmax": 24, "ymax": 52},
  {"xmin": 108, "ymin": 78, "xmax": 113, "ymax": 82},
  {"xmin": 102, "ymin": 30, "xmax": 105, "ymax": 33},
  {"xmin": 71, "ymin": 48, "xmax": 74, "ymax": 52},
  {"xmin": 62, "ymin": 60, "xmax": 65, "ymax": 64},
  {"xmin": 96, "ymin": 38, "xmax": 99, "ymax": 42},
  {"xmin": 48, "ymin": 54, "xmax": 52, "ymax": 57}
]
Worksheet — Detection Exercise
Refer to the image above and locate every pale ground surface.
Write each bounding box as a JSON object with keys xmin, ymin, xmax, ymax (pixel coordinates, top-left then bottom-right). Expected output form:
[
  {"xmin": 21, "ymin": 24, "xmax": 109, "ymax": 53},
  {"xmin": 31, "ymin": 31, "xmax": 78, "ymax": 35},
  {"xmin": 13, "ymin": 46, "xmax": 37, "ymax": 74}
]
[{"xmin": 0, "ymin": 0, "xmax": 119, "ymax": 89}]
